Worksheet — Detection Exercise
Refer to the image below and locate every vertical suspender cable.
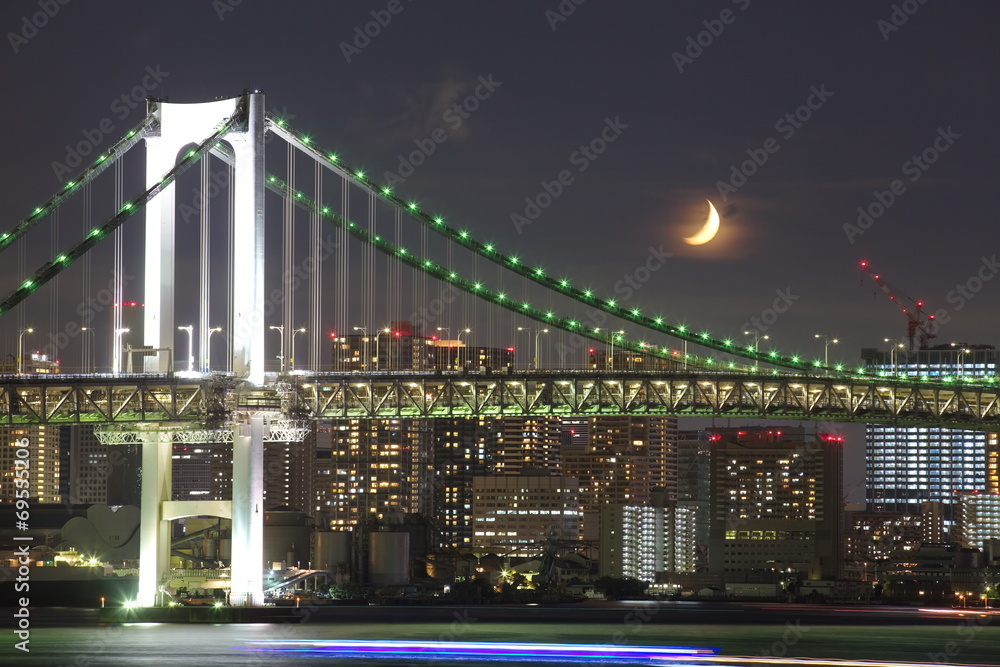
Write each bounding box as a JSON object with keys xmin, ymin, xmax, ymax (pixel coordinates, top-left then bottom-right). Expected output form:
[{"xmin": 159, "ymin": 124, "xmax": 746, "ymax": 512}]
[
  {"xmin": 283, "ymin": 143, "xmax": 295, "ymax": 372},
  {"xmin": 310, "ymin": 161, "xmax": 322, "ymax": 371},
  {"xmin": 339, "ymin": 175, "xmax": 349, "ymax": 372},
  {"xmin": 226, "ymin": 161, "xmax": 234, "ymax": 373},
  {"xmin": 199, "ymin": 156, "xmax": 211, "ymax": 371},
  {"xmin": 82, "ymin": 183, "xmax": 92, "ymax": 372},
  {"xmin": 112, "ymin": 161, "xmax": 123, "ymax": 374},
  {"xmin": 49, "ymin": 208, "xmax": 58, "ymax": 366}
]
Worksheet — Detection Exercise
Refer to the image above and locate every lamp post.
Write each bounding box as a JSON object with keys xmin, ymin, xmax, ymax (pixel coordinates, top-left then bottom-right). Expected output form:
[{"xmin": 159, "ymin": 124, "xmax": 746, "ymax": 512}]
[
  {"xmin": 884, "ymin": 338, "xmax": 905, "ymax": 376},
  {"xmin": 204, "ymin": 327, "xmax": 222, "ymax": 371},
  {"xmin": 270, "ymin": 325, "xmax": 285, "ymax": 373},
  {"xmin": 290, "ymin": 327, "xmax": 306, "ymax": 371},
  {"xmin": 352, "ymin": 326, "xmax": 368, "ymax": 370},
  {"xmin": 81, "ymin": 327, "xmax": 94, "ymax": 373},
  {"xmin": 743, "ymin": 331, "xmax": 769, "ymax": 372},
  {"xmin": 533, "ymin": 329, "xmax": 549, "ymax": 370},
  {"xmin": 178, "ymin": 325, "xmax": 194, "ymax": 372},
  {"xmin": 113, "ymin": 328, "xmax": 130, "ymax": 376},
  {"xmin": 516, "ymin": 327, "xmax": 530, "ymax": 370},
  {"xmin": 608, "ymin": 330, "xmax": 624, "ymax": 371},
  {"xmin": 17, "ymin": 328, "xmax": 34, "ymax": 374},
  {"xmin": 456, "ymin": 328, "xmax": 471, "ymax": 369},
  {"xmin": 814, "ymin": 333, "xmax": 838, "ymax": 369},
  {"xmin": 436, "ymin": 327, "xmax": 451, "ymax": 369},
  {"xmin": 375, "ymin": 327, "xmax": 390, "ymax": 371},
  {"xmin": 951, "ymin": 342, "xmax": 971, "ymax": 377}
]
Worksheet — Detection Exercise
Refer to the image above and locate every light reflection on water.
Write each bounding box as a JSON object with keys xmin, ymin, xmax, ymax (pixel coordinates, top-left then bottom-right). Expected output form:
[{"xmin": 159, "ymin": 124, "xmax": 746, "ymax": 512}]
[{"xmin": 3, "ymin": 619, "xmax": 998, "ymax": 666}]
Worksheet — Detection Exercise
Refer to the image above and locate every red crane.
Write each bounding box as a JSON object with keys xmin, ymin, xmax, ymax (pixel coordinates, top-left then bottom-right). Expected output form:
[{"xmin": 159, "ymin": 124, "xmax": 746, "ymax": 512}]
[{"xmin": 859, "ymin": 260, "xmax": 936, "ymax": 350}]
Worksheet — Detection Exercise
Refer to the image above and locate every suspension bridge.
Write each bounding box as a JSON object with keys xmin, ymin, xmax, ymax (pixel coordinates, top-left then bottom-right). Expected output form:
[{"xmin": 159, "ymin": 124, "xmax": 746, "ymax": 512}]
[{"xmin": 3, "ymin": 91, "xmax": 998, "ymax": 606}]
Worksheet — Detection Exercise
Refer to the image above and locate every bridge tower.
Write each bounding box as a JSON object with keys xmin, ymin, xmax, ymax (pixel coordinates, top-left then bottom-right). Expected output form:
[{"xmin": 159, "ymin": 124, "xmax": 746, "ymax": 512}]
[{"xmin": 143, "ymin": 92, "xmax": 265, "ymax": 384}]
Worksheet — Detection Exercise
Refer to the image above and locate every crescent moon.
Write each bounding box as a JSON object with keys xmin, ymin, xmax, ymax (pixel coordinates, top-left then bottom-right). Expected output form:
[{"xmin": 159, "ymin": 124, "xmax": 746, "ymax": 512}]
[{"xmin": 683, "ymin": 200, "xmax": 721, "ymax": 245}]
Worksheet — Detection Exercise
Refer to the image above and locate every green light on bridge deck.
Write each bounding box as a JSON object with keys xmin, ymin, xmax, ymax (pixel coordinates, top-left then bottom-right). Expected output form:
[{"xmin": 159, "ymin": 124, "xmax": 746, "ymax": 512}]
[
  {"xmin": 699, "ymin": 332, "xmax": 709, "ymax": 339},
  {"xmin": 295, "ymin": 192, "xmax": 303, "ymax": 198},
  {"xmin": 769, "ymin": 351, "xmax": 778, "ymax": 358},
  {"xmin": 791, "ymin": 356, "xmax": 800, "ymax": 363},
  {"xmin": 424, "ymin": 260, "xmax": 432, "ymax": 267},
  {"xmin": 127, "ymin": 130, "xmax": 135, "ymax": 137},
  {"xmin": 185, "ymin": 150, "xmax": 196, "ymax": 158},
  {"xmin": 607, "ymin": 299, "xmax": 616, "ymax": 307},
  {"xmin": 56, "ymin": 255, "xmax": 67, "ymax": 263},
  {"xmin": 269, "ymin": 176, "xmax": 277, "ymax": 182},
  {"xmin": 374, "ymin": 235, "xmax": 381, "ymax": 241},
  {"xmin": 407, "ymin": 202, "xmax": 417, "ymax": 210},
  {"xmin": 497, "ymin": 293, "xmax": 506, "ymax": 301},
  {"xmin": 509, "ymin": 256, "xmax": 519, "ymax": 265},
  {"xmin": 835, "ymin": 364, "xmax": 844, "ymax": 371},
  {"xmin": 22, "ymin": 280, "xmax": 33, "ymax": 289},
  {"xmin": 329, "ymin": 154, "xmax": 338, "ymax": 162},
  {"xmin": 631, "ymin": 308, "xmax": 640, "ymax": 316},
  {"xmin": 449, "ymin": 272, "xmax": 457, "ymax": 279},
  {"xmin": 746, "ymin": 345, "xmax": 755, "ymax": 353},
  {"xmin": 813, "ymin": 360, "xmax": 822, "ymax": 367},
  {"xmin": 521, "ymin": 302, "xmax": 530, "ymax": 310},
  {"xmin": 728, "ymin": 362, "xmax": 735, "ymax": 368},
  {"xmin": 559, "ymin": 280, "xmax": 569, "ymax": 288},
  {"xmin": 302, "ymin": 137, "xmax": 311, "ymax": 144},
  {"xmin": 433, "ymin": 217, "xmax": 443, "ymax": 224},
  {"xmin": 459, "ymin": 231, "xmax": 469, "ymax": 239},
  {"xmin": 276, "ymin": 119, "xmax": 285, "ymax": 126},
  {"xmin": 484, "ymin": 244, "xmax": 494, "ymax": 252},
  {"xmin": 654, "ymin": 317, "xmax": 663, "ymax": 325},
  {"xmin": 322, "ymin": 207, "xmax": 329, "ymax": 213},
  {"xmin": 97, "ymin": 155, "xmax": 107, "ymax": 162},
  {"xmin": 677, "ymin": 324, "xmax": 687, "ymax": 332},
  {"xmin": 398, "ymin": 247, "xmax": 407, "ymax": 255},
  {"xmin": 583, "ymin": 290, "xmax": 593, "ymax": 298},
  {"xmin": 473, "ymin": 283, "xmax": 482, "ymax": 290},
  {"xmin": 382, "ymin": 187, "xmax": 392, "ymax": 195},
  {"xmin": 34, "ymin": 207, "xmax": 43, "ymax": 214},
  {"xmin": 534, "ymin": 268, "xmax": 544, "ymax": 277},
  {"xmin": 723, "ymin": 339, "xmax": 732, "ymax": 347},
  {"xmin": 355, "ymin": 170, "xmax": 365, "ymax": 179},
  {"xmin": 348, "ymin": 222, "xmax": 355, "ymax": 227},
  {"xmin": 545, "ymin": 311, "xmax": 554, "ymax": 319},
  {"xmin": 66, "ymin": 181, "xmax": 75, "ymax": 188}
]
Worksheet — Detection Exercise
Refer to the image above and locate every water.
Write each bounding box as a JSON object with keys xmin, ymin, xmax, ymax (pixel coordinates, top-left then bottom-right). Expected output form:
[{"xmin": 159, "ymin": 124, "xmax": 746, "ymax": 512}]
[{"xmin": 5, "ymin": 606, "xmax": 999, "ymax": 666}]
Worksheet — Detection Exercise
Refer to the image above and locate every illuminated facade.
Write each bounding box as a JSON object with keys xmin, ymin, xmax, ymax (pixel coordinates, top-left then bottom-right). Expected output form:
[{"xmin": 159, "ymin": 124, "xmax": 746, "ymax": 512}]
[
  {"xmin": 865, "ymin": 344, "xmax": 998, "ymax": 524},
  {"xmin": 432, "ymin": 417, "xmax": 495, "ymax": 548},
  {"xmin": 563, "ymin": 416, "xmax": 676, "ymax": 539},
  {"xmin": 472, "ymin": 474, "xmax": 580, "ymax": 555},
  {"xmin": 958, "ymin": 492, "xmax": 1000, "ymax": 549},
  {"xmin": 599, "ymin": 502, "xmax": 700, "ymax": 581},
  {"xmin": 318, "ymin": 418, "xmax": 433, "ymax": 529},
  {"xmin": 0, "ymin": 424, "xmax": 60, "ymax": 503},
  {"xmin": 707, "ymin": 427, "xmax": 843, "ymax": 580}
]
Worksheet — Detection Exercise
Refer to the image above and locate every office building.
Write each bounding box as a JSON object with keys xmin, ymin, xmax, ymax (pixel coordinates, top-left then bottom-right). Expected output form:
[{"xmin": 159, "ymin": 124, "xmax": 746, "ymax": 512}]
[
  {"xmin": 708, "ymin": 427, "xmax": 843, "ymax": 581},
  {"xmin": 864, "ymin": 344, "xmax": 998, "ymax": 524},
  {"xmin": 471, "ymin": 473, "xmax": 580, "ymax": 555},
  {"xmin": 958, "ymin": 492, "xmax": 1000, "ymax": 549}
]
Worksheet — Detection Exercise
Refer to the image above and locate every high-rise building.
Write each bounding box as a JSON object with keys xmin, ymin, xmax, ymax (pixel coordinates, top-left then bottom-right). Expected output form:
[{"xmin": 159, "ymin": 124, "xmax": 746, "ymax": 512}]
[
  {"xmin": 318, "ymin": 418, "xmax": 433, "ymax": 529},
  {"xmin": 864, "ymin": 344, "xmax": 998, "ymax": 525},
  {"xmin": 492, "ymin": 417, "xmax": 562, "ymax": 476},
  {"xmin": 708, "ymin": 427, "xmax": 843, "ymax": 581},
  {"xmin": 958, "ymin": 491, "xmax": 1000, "ymax": 549},
  {"xmin": 563, "ymin": 416, "xmax": 676, "ymax": 539},
  {"xmin": 598, "ymin": 501, "xmax": 700, "ymax": 581},
  {"xmin": 471, "ymin": 473, "xmax": 580, "ymax": 555},
  {"xmin": 432, "ymin": 417, "xmax": 495, "ymax": 548},
  {"xmin": 1, "ymin": 424, "xmax": 60, "ymax": 504}
]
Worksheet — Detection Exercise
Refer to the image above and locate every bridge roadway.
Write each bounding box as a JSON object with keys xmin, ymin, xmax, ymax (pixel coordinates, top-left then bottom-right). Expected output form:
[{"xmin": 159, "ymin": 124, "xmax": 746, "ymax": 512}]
[{"xmin": 1, "ymin": 369, "xmax": 998, "ymax": 430}]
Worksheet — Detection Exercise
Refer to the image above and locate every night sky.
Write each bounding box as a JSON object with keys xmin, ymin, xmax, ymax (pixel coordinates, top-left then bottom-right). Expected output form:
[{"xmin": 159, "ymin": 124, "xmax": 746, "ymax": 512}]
[{"xmin": 1, "ymin": 1, "xmax": 998, "ymax": 492}]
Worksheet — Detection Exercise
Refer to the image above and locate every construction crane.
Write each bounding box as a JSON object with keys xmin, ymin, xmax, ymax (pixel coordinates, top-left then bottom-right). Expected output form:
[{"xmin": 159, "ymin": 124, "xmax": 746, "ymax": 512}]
[{"xmin": 859, "ymin": 260, "xmax": 936, "ymax": 350}]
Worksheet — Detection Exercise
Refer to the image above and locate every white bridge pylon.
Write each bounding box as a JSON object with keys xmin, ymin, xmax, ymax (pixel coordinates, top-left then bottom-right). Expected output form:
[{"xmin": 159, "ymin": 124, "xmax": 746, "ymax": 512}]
[{"xmin": 144, "ymin": 93, "xmax": 265, "ymax": 384}]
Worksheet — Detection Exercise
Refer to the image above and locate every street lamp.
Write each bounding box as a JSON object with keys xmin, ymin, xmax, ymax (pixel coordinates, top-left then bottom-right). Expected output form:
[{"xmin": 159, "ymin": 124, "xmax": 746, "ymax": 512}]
[
  {"xmin": 113, "ymin": 328, "xmax": 130, "ymax": 376},
  {"xmin": 951, "ymin": 342, "xmax": 971, "ymax": 377},
  {"xmin": 814, "ymin": 333, "xmax": 839, "ymax": 368},
  {"xmin": 375, "ymin": 327, "xmax": 390, "ymax": 371},
  {"xmin": 204, "ymin": 327, "xmax": 222, "ymax": 371},
  {"xmin": 352, "ymin": 326, "xmax": 368, "ymax": 370},
  {"xmin": 17, "ymin": 328, "xmax": 34, "ymax": 374},
  {"xmin": 456, "ymin": 328, "xmax": 471, "ymax": 369},
  {"xmin": 290, "ymin": 327, "xmax": 306, "ymax": 370},
  {"xmin": 534, "ymin": 329, "xmax": 549, "ymax": 370},
  {"xmin": 270, "ymin": 325, "xmax": 285, "ymax": 373},
  {"xmin": 743, "ymin": 331, "xmax": 769, "ymax": 371},
  {"xmin": 608, "ymin": 330, "xmax": 624, "ymax": 371},
  {"xmin": 81, "ymin": 327, "xmax": 95, "ymax": 373},
  {"xmin": 884, "ymin": 338, "xmax": 906, "ymax": 376},
  {"xmin": 516, "ymin": 327, "xmax": 530, "ymax": 370},
  {"xmin": 178, "ymin": 325, "xmax": 194, "ymax": 372}
]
